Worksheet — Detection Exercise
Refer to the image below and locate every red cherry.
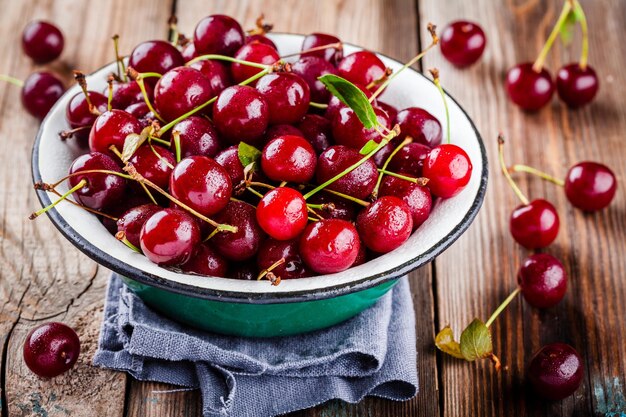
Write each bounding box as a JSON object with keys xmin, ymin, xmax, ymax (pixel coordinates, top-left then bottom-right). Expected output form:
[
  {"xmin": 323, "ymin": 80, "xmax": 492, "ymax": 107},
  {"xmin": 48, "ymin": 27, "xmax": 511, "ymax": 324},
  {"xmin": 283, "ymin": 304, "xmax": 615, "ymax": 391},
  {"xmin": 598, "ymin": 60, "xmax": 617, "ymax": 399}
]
[
  {"xmin": 316, "ymin": 145, "xmax": 379, "ymax": 200},
  {"xmin": 379, "ymin": 175, "xmax": 432, "ymax": 229},
  {"xmin": 170, "ymin": 116, "xmax": 223, "ymax": 158},
  {"xmin": 21, "ymin": 72, "xmax": 65, "ymax": 120},
  {"xmin": 377, "ymin": 101, "xmax": 398, "ymax": 125},
  {"xmin": 388, "ymin": 142, "xmax": 430, "ymax": 178},
  {"xmin": 215, "ymin": 146, "xmax": 246, "ymax": 185},
  {"xmin": 128, "ymin": 40, "xmax": 184, "ymax": 77},
  {"xmin": 299, "ymin": 219, "xmax": 360, "ymax": 274},
  {"xmin": 291, "ymin": 56, "xmax": 338, "ymax": 103},
  {"xmin": 331, "ymin": 106, "xmax": 391, "ymax": 150},
  {"xmin": 194, "ymin": 15, "xmax": 245, "ymax": 56},
  {"xmin": 255, "ymin": 73, "xmax": 310, "ymax": 125},
  {"xmin": 307, "ymin": 192, "xmax": 356, "ymax": 221},
  {"xmin": 188, "ymin": 59, "xmax": 232, "ymax": 96},
  {"xmin": 556, "ymin": 64, "xmax": 599, "ymax": 108},
  {"xmin": 261, "ymin": 135, "xmax": 317, "ymax": 183},
  {"xmin": 395, "ymin": 107, "xmax": 442, "ymax": 148},
  {"xmin": 107, "ymin": 81, "xmax": 144, "ymax": 110},
  {"xmin": 212, "ymin": 85, "xmax": 270, "ymax": 146},
  {"xmin": 325, "ymin": 83, "xmax": 376, "ymax": 120},
  {"xmin": 356, "ymin": 196, "xmax": 413, "ymax": 253},
  {"xmin": 88, "ymin": 109, "xmax": 142, "ymax": 158},
  {"xmin": 128, "ymin": 145, "xmax": 175, "ymax": 190},
  {"xmin": 510, "ymin": 199, "xmax": 559, "ymax": 249},
  {"xmin": 230, "ymin": 42, "xmax": 279, "ymax": 84},
  {"xmin": 517, "ymin": 253, "xmax": 567, "ymax": 309},
  {"xmin": 257, "ymin": 238, "xmax": 311, "ymax": 279},
  {"xmin": 68, "ymin": 152, "xmax": 127, "ymax": 211},
  {"xmin": 564, "ymin": 162, "xmax": 617, "ymax": 211},
  {"xmin": 296, "ymin": 114, "xmax": 333, "ymax": 154},
  {"xmin": 301, "ymin": 33, "xmax": 343, "ymax": 65},
  {"xmin": 440, "ymin": 21, "xmax": 486, "ymax": 68},
  {"xmin": 265, "ymin": 124, "xmax": 304, "ymax": 142},
  {"xmin": 211, "ymin": 201, "xmax": 264, "ymax": 261},
  {"xmin": 22, "ymin": 20, "xmax": 64, "ymax": 64},
  {"xmin": 181, "ymin": 42, "xmax": 198, "ymax": 62},
  {"xmin": 23, "ymin": 322, "xmax": 80, "ymax": 378},
  {"xmin": 246, "ymin": 34, "xmax": 277, "ymax": 50},
  {"xmin": 337, "ymin": 51, "xmax": 386, "ymax": 87},
  {"xmin": 154, "ymin": 67, "xmax": 213, "ymax": 122},
  {"xmin": 140, "ymin": 208, "xmax": 201, "ymax": 266},
  {"xmin": 505, "ymin": 63, "xmax": 554, "ymax": 111},
  {"xmin": 117, "ymin": 204, "xmax": 161, "ymax": 248},
  {"xmin": 527, "ymin": 343, "xmax": 584, "ymax": 400},
  {"xmin": 256, "ymin": 188, "xmax": 308, "ymax": 241},
  {"xmin": 180, "ymin": 243, "xmax": 228, "ymax": 277},
  {"xmin": 65, "ymin": 91, "xmax": 108, "ymax": 141},
  {"xmin": 422, "ymin": 144, "xmax": 473, "ymax": 198}
]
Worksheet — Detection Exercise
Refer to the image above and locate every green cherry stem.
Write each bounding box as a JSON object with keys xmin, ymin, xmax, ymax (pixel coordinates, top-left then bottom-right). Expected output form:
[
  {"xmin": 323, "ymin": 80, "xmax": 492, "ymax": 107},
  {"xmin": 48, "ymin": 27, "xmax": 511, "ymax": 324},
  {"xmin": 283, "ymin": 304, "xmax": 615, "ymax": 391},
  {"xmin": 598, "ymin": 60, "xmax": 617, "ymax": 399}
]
[
  {"xmin": 29, "ymin": 179, "xmax": 87, "ymax": 219},
  {"xmin": 115, "ymin": 231, "xmax": 141, "ymax": 252},
  {"xmin": 485, "ymin": 288, "xmax": 521, "ymax": 328},
  {"xmin": 430, "ymin": 68, "xmax": 450, "ymax": 145},
  {"xmin": 377, "ymin": 169, "xmax": 429, "ymax": 186},
  {"xmin": 573, "ymin": 0, "xmax": 589, "ymax": 69},
  {"xmin": 173, "ymin": 131, "xmax": 182, "ymax": 163},
  {"xmin": 38, "ymin": 169, "xmax": 133, "ymax": 190},
  {"xmin": 73, "ymin": 71, "xmax": 100, "ymax": 116},
  {"xmin": 372, "ymin": 137, "xmax": 412, "ymax": 198},
  {"xmin": 112, "ymin": 34, "xmax": 127, "ymax": 82},
  {"xmin": 186, "ymin": 54, "xmax": 269, "ymax": 69},
  {"xmin": 247, "ymin": 187, "xmax": 265, "ymax": 199},
  {"xmin": 309, "ymin": 102, "xmax": 329, "ymax": 109},
  {"xmin": 47, "ymin": 188, "xmax": 118, "ymax": 220},
  {"xmin": 0, "ymin": 74, "xmax": 24, "ymax": 87},
  {"xmin": 279, "ymin": 42, "xmax": 342, "ymax": 59},
  {"xmin": 127, "ymin": 67, "xmax": 164, "ymax": 122},
  {"xmin": 509, "ymin": 164, "xmax": 565, "ymax": 187},
  {"xmin": 532, "ymin": 0, "xmax": 573, "ymax": 72},
  {"xmin": 498, "ymin": 134, "xmax": 530, "ymax": 206},
  {"xmin": 106, "ymin": 77, "xmax": 114, "ymax": 111},
  {"xmin": 148, "ymin": 139, "xmax": 175, "ymax": 169}
]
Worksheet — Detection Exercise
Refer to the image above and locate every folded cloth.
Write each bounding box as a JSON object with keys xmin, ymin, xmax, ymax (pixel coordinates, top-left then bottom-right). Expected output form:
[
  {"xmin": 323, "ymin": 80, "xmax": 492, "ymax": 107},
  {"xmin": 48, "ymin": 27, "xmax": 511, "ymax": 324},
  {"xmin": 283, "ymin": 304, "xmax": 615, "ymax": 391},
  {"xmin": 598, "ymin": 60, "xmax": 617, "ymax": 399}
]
[{"xmin": 94, "ymin": 274, "xmax": 418, "ymax": 417}]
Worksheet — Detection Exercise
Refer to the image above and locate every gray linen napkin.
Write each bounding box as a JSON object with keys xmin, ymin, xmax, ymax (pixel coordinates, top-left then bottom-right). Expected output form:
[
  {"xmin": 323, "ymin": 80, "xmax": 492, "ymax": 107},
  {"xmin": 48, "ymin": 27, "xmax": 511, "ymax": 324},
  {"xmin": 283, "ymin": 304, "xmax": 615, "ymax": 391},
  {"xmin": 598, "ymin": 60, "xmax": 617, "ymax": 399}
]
[{"xmin": 93, "ymin": 274, "xmax": 418, "ymax": 417}]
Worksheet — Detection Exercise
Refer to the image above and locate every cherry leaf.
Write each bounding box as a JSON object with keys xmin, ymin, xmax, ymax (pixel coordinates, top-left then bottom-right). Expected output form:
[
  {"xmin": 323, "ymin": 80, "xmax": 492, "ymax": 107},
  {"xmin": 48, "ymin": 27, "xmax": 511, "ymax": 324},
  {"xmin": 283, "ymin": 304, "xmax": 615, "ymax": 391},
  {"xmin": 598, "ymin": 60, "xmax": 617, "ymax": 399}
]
[
  {"xmin": 435, "ymin": 326, "xmax": 465, "ymax": 359},
  {"xmin": 459, "ymin": 319, "xmax": 493, "ymax": 361},
  {"xmin": 559, "ymin": 7, "xmax": 583, "ymax": 45},
  {"xmin": 318, "ymin": 74, "xmax": 379, "ymax": 129},
  {"xmin": 121, "ymin": 126, "xmax": 151, "ymax": 162},
  {"xmin": 359, "ymin": 139, "xmax": 379, "ymax": 155},
  {"xmin": 238, "ymin": 142, "xmax": 262, "ymax": 168}
]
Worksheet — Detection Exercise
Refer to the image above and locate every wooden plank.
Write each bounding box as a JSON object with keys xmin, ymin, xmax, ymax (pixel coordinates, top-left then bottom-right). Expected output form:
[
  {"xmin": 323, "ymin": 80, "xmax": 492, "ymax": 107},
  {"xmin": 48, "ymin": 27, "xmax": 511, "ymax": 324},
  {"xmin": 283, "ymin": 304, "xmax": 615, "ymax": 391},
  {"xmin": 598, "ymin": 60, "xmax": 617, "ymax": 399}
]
[
  {"xmin": 123, "ymin": 1, "xmax": 440, "ymax": 416},
  {"xmin": 0, "ymin": 0, "xmax": 174, "ymax": 415},
  {"xmin": 418, "ymin": 0, "xmax": 626, "ymax": 416}
]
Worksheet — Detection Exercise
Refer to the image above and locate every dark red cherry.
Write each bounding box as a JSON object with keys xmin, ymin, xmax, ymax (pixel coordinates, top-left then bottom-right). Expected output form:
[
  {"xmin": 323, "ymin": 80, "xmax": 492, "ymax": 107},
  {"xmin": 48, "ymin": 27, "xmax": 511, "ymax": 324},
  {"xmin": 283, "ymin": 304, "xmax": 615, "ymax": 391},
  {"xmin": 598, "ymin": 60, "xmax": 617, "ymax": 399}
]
[
  {"xmin": 256, "ymin": 187, "xmax": 308, "ymax": 241},
  {"xmin": 527, "ymin": 343, "xmax": 584, "ymax": 400},
  {"xmin": 21, "ymin": 72, "xmax": 65, "ymax": 120},
  {"xmin": 301, "ymin": 33, "xmax": 343, "ymax": 65},
  {"xmin": 22, "ymin": 20, "xmax": 64, "ymax": 64},
  {"xmin": 66, "ymin": 91, "xmax": 108, "ymax": 140},
  {"xmin": 128, "ymin": 40, "xmax": 184, "ymax": 77},
  {"xmin": 296, "ymin": 114, "xmax": 333, "ymax": 154},
  {"xmin": 107, "ymin": 81, "xmax": 144, "ymax": 110},
  {"xmin": 377, "ymin": 101, "xmax": 398, "ymax": 124},
  {"xmin": 356, "ymin": 196, "xmax": 413, "ymax": 253},
  {"xmin": 255, "ymin": 73, "xmax": 310, "ymax": 125},
  {"xmin": 331, "ymin": 106, "xmax": 391, "ymax": 150},
  {"xmin": 379, "ymin": 175, "xmax": 432, "ymax": 229},
  {"xmin": 299, "ymin": 219, "xmax": 360, "ymax": 274},
  {"xmin": 291, "ymin": 56, "xmax": 338, "ymax": 103},
  {"xmin": 440, "ymin": 21, "xmax": 486, "ymax": 68},
  {"xmin": 316, "ymin": 145, "xmax": 379, "ymax": 200},
  {"xmin": 215, "ymin": 146, "xmax": 246, "ymax": 185},
  {"xmin": 170, "ymin": 116, "xmax": 223, "ymax": 158},
  {"xmin": 388, "ymin": 142, "xmax": 431, "ymax": 178},
  {"xmin": 371, "ymin": 140, "xmax": 397, "ymax": 168},
  {"xmin": 181, "ymin": 42, "xmax": 198, "ymax": 62},
  {"xmin": 307, "ymin": 192, "xmax": 356, "ymax": 221},
  {"xmin": 180, "ymin": 243, "xmax": 228, "ymax": 277},
  {"xmin": 211, "ymin": 200, "xmax": 264, "ymax": 261},
  {"xmin": 265, "ymin": 124, "xmax": 304, "ymax": 142},
  {"xmin": 517, "ymin": 253, "xmax": 567, "ymax": 309},
  {"xmin": 170, "ymin": 156, "xmax": 232, "ymax": 217},
  {"xmin": 188, "ymin": 59, "xmax": 232, "ymax": 96},
  {"xmin": 246, "ymin": 34, "xmax": 277, "ymax": 50},
  {"xmin": 68, "ymin": 152, "xmax": 126, "ymax": 211},
  {"xmin": 505, "ymin": 63, "xmax": 554, "ymax": 111},
  {"xmin": 261, "ymin": 135, "xmax": 317, "ymax": 183},
  {"xmin": 337, "ymin": 51, "xmax": 386, "ymax": 87},
  {"xmin": 128, "ymin": 145, "xmax": 175, "ymax": 190},
  {"xmin": 257, "ymin": 238, "xmax": 310, "ymax": 280},
  {"xmin": 125, "ymin": 102, "xmax": 154, "ymax": 128},
  {"xmin": 556, "ymin": 63, "xmax": 599, "ymax": 108},
  {"xmin": 229, "ymin": 261, "xmax": 258, "ymax": 280},
  {"xmin": 352, "ymin": 242, "xmax": 368, "ymax": 267},
  {"xmin": 423, "ymin": 144, "xmax": 472, "ymax": 198},
  {"xmin": 396, "ymin": 107, "xmax": 442, "ymax": 148},
  {"xmin": 154, "ymin": 67, "xmax": 213, "ymax": 122},
  {"xmin": 230, "ymin": 42, "xmax": 279, "ymax": 84},
  {"xmin": 140, "ymin": 208, "xmax": 201, "ymax": 266},
  {"xmin": 194, "ymin": 15, "xmax": 245, "ymax": 56},
  {"xmin": 213, "ymin": 85, "xmax": 270, "ymax": 146},
  {"xmin": 23, "ymin": 322, "xmax": 80, "ymax": 378},
  {"xmin": 88, "ymin": 109, "xmax": 142, "ymax": 158},
  {"xmin": 117, "ymin": 204, "xmax": 161, "ymax": 248},
  {"xmin": 510, "ymin": 199, "xmax": 559, "ymax": 249},
  {"xmin": 564, "ymin": 162, "xmax": 617, "ymax": 211}
]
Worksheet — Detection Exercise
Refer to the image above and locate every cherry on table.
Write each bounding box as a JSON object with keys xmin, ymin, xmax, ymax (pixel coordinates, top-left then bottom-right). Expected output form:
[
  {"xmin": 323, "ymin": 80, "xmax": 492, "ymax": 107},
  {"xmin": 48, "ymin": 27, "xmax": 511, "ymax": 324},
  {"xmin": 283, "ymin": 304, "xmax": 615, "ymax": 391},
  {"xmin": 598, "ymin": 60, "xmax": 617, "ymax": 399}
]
[
  {"xmin": 301, "ymin": 32, "xmax": 343, "ymax": 65},
  {"xmin": 88, "ymin": 109, "xmax": 142, "ymax": 158},
  {"xmin": 154, "ymin": 67, "xmax": 214, "ymax": 122},
  {"xmin": 440, "ymin": 21, "xmax": 486, "ymax": 68},
  {"xmin": 23, "ymin": 322, "xmax": 80, "ymax": 378},
  {"xmin": 180, "ymin": 243, "xmax": 228, "ymax": 277},
  {"xmin": 194, "ymin": 14, "xmax": 245, "ymax": 56},
  {"xmin": 505, "ymin": 63, "xmax": 554, "ymax": 111},
  {"xmin": 331, "ymin": 106, "xmax": 391, "ymax": 150},
  {"xmin": 170, "ymin": 116, "xmax": 223, "ymax": 159},
  {"xmin": 256, "ymin": 187, "xmax": 308, "ymax": 241},
  {"xmin": 140, "ymin": 208, "xmax": 201, "ymax": 266},
  {"xmin": 556, "ymin": 63, "xmax": 599, "ymax": 108},
  {"xmin": 422, "ymin": 143, "xmax": 473, "ymax": 198},
  {"xmin": 510, "ymin": 199, "xmax": 559, "ymax": 249},
  {"xmin": 68, "ymin": 152, "xmax": 127, "ymax": 211},
  {"xmin": 356, "ymin": 196, "xmax": 413, "ymax": 253},
  {"xmin": 212, "ymin": 85, "xmax": 270, "ymax": 146},
  {"xmin": 316, "ymin": 145, "xmax": 379, "ymax": 200},
  {"xmin": 299, "ymin": 219, "xmax": 360, "ymax": 274},
  {"xmin": 337, "ymin": 51, "xmax": 387, "ymax": 87},
  {"xmin": 257, "ymin": 238, "xmax": 310, "ymax": 280},
  {"xmin": 230, "ymin": 42, "xmax": 279, "ymax": 84},
  {"xmin": 564, "ymin": 161, "xmax": 617, "ymax": 211},
  {"xmin": 395, "ymin": 107, "xmax": 442, "ymax": 148},
  {"xmin": 22, "ymin": 20, "xmax": 64, "ymax": 64},
  {"xmin": 261, "ymin": 135, "xmax": 317, "ymax": 183},
  {"xmin": 117, "ymin": 203, "xmax": 161, "ymax": 249},
  {"xmin": 291, "ymin": 56, "xmax": 338, "ymax": 103},
  {"xmin": 211, "ymin": 200, "xmax": 264, "ymax": 261},
  {"xmin": 21, "ymin": 72, "xmax": 65, "ymax": 120},
  {"xmin": 527, "ymin": 343, "xmax": 584, "ymax": 400},
  {"xmin": 518, "ymin": 253, "xmax": 567, "ymax": 308}
]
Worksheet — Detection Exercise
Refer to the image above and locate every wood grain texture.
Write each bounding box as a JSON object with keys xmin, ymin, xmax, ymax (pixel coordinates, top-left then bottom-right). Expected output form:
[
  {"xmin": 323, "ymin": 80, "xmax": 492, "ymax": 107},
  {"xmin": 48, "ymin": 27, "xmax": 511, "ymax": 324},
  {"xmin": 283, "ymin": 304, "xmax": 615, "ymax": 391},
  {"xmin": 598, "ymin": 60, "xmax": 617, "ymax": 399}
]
[{"xmin": 419, "ymin": 0, "xmax": 626, "ymax": 416}]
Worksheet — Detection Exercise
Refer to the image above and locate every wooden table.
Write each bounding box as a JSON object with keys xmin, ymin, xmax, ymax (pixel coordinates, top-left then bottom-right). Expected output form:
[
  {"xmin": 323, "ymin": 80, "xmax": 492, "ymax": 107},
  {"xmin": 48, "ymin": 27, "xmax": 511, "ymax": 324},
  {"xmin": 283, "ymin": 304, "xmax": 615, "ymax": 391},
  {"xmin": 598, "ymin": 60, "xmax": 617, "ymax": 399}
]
[{"xmin": 1, "ymin": 0, "xmax": 624, "ymax": 416}]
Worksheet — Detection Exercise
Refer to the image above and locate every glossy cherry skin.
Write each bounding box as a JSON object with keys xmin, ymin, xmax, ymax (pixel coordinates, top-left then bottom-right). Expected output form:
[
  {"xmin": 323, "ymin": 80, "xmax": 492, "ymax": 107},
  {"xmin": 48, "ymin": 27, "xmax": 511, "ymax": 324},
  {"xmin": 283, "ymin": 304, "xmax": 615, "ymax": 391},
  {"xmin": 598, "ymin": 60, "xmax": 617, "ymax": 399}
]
[
  {"xmin": 125, "ymin": 102, "xmax": 154, "ymax": 127},
  {"xmin": 326, "ymin": 83, "xmax": 376, "ymax": 119},
  {"xmin": 180, "ymin": 243, "xmax": 228, "ymax": 277},
  {"xmin": 291, "ymin": 56, "xmax": 338, "ymax": 103},
  {"xmin": 140, "ymin": 208, "xmax": 201, "ymax": 266},
  {"xmin": 170, "ymin": 116, "xmax": 223, "ymax": 158},
  {"xmin": 564, "ymin": 162, "xmax": 617, "ymax": 211},
  {"xmin": 527, "ymin": 343, "xmax": 584, "ymax": 400},
  {"xmin": 181, "ymin": 42, "xmax": 198, "ymax": 62},
  {"xmin": 440, "ymin": 21, "xmax": 486, "ymax": 68},
  {"xmin": 296, "ymin": 114, "xmax": 333, "ymax": 154},
  {"xmin": 170, "ymin": 156, "xmax": 232, "ymax": 217},
  {"xmin": 388, "ymin": 142, "xmax": 431, "ymax": 178},
  {"xmin": 215, "ymin": 146, "xmax": 246, "ymax": 185},
  {"xmin": 88, "ymin": 109, "xmax": 142, "ymax": 158},
  {"xmin": 380, "ymin": 176, "xmax": 432, "ymax": 229},
  {"xmin": 128, "ymin": 145, "xmax": 175, "ymax": 190},
  {"xmin": 107, "ymin": 81, "xmax": 144, "ymax": 110},
  {"xmin": 337, "ymin": 51, "xmax": 386, "ymax": 87},
  {"xmin": 21, "ymin": 72, "xmax": 65, "ymax": 120},
  {"xmin": 423, "ymin": 144, "xmax": 473, "ymax": 198},
  {"xmin": 128, "ymin": 40, "xmax": 184, "ymax": 77},
  {"xmin": 68, "ymin": 152, "xmax": 127, "ymax": 211},
  {"xmin": 213, "ymin": 85, "xmax": 270, "ymax": 146},
  {"xmin": 256, "ymin": 188, "xmax": 308, "ymax": 241},
  {"xmin": 517, "ymin": 253, "xmax": 567, "ymax": 309},
  {"xmin": 299, "ymin": 219, "xmax": 360, "ymax": 274},
  {"xmin": 154, "ymin": 67, "xmax": 213, "ymax": 122},
  {"xmin": 194, "ymin": 14, "xmax": 245, "ymax": 56},
  {"xmin": 211, "ymin": 201, "xmax": 264, "ymax": 261},
  {"xmin": 265, "ymin": 124, "xmax": 304, "ymax": 142},
  {"xmin": 510, "ymin": 199, "xmax": 559, "ymax": 249},
  {"xmin": 377, "ymin": 101, "xmax": 398, "ymax": 125},
  {"xmin": 307, "ymin": 192, "xmax": 356, "ymax": 221},
  {"xmin": 246, "ymin": 34, "xmax": 277, "ymax": 50},
  {"xmin": 316, "ymin": 145, "xmax": 379, "ymax": 200},
  {"xmin": 261, "ymin": 135, "xmax": 317, "ymax": 183},
  {"xmin": 257, "ymin": 238, "xmax": 311, "ymax": 280},
  {"xmin": 230, "ymin": 42, "xmax": 279, "ymax": 84},
  {"xmin": 256, "ymin": 73, "xmax": 311, "ymax": 125},
  {"xmin": 66, "ymin": 91, "xmax": 108, "ymax": 140},
  {"xmin": 22, "ymin": 20, "xmax": 64, "ymax": 64},
  {"xmin": 117, "ymin": 204, "xmax": 161, "ymax": 248},
  {"xmin": 396, "ymin": 107, "xmax": 442, "ymax": 148},
  {"xmin": 556, "ymin": 64, "xmax": 599, "ymax": 108},
  {"xmin": 357, "ymin": 196, "xmax": 413, "ymax": 253},
  {"xmin": 331, "ymin": 106, "xmax": 391, "ymax": 150},
  {"xmin": 23, "ymin": 322, "xmax": 80, "ymax": 378},
  {"xmin": 301, "ymin": 33, "xmax": 343, "ymax": 65},
  {"xmin": 505, "ymin": 63, "xmax": 554, "ymax": 111},
  {"xmin": 188, "ymin": 59, "xmax": 232, "ymax": 96}
]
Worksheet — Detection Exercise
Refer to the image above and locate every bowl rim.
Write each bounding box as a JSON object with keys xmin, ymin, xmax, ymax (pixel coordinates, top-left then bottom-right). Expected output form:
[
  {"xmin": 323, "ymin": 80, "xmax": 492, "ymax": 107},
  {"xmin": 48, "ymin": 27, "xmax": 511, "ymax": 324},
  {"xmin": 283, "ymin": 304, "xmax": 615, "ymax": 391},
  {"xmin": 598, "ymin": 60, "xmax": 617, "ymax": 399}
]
[{"xmin": 31, "ymin": 33, "xmax": 488, "ymax": 305}]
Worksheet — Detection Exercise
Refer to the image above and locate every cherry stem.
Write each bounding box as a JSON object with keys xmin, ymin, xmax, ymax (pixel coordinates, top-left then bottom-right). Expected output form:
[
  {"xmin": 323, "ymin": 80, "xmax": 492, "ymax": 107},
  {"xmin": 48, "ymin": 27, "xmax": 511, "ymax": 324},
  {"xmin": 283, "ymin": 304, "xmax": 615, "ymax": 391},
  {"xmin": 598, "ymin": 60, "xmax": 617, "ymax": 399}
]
[
  {"xmin": 317, "ymin": 188, "xmax": 370, "ymax": 207},
  {"xmin": 429, "ymin": 68, "xmax": 451, "ymax": 145},
  {"xmin": 128, "ymin": 68, "xmax": 164, "ymax": 122},
  {"xmin": 247, "ymin": 187, "xmax": 265, "ymax": 199},
  {"xmin": 532, "ymin": 0, "xmax": 573, "ymax": 72},
  {"xmin": 59, "ymin": 126, "xmax": 91, "ymax": 140},
  {"xmin": 115, "ymin": 231, "xmax": 141, "ymax": 253},
  {"xmin": 73, "ymin": 71, "xmax": 100, "ymax": 116},
  {"xmin": 378, "ymin": 169, "xmax": 429, "ymax": 186},
  {"xmin": 172, "ymin": 131, "xmax": 182, "ymax": 162},
  {"xmin": 48, "ymin": 188, "xmax": 118, "ymax": 220},
  {"xmin": 107, "ymin": 77, "xmax": 114, "ymax": 111},
  {"xmin": 247, "ymin": 14, "xmax": 273, "ymax": 36},
  {"xmin": 168, "ymin": 15, "xmax": 179, "ymax": 46},
  {"xmin": 30, "ymin": 179, "xmax": 87, "ymax": 219},
  {"xmin": 0, "ymin": 74, "xmax": 24, "ymax": 88},
  {"xmin": 148, "ymin": 140, "xmax": 174, "ymax": 169},
  {"xmin": 485, "ymin": 287, "xmax": 521, "ymax": 328},
  {"xmin": 150, "ymin": 136, "xmax": 171, "ymax": 147},
  {"xmin": 257, "ymin": 258, "xmax": 285, "ymax": 282},
  {"xmin": 248, "ymin": 181, "xmax": 274, "ymax": 190},
  {"xmin": 43, "ymin": 169, "xmax": 133, "ymax": 190},
  {"xmin": 112, "ymin": 34, "xmax": 127, "ymax": 82},
  {"xmin": 573, "ymin": 0, "xmax": 589, "ymax": 69},
  {"xmin": 109, "ymin": 145, "xmax": 159, "ymax": 205},
  {"xmin": 369, "ymin": 23, "xmax": 439, "ymax": 102},
  {"xmin": 306, "ymin": 203, "xmax": 324, "ymax": 209},
  {"xmin": 498, "ymin": 134, "xmax": 530, "ymax": 206},
  {"xmin": 186, "ymin": 54, "xmax": 269, "ymax": 69},
  {"xmin": 366, "ymin": 67, "xmax": 393, "ymax": 90},
  {"xmin": 309, "ymin": 102, "xmax": 328, "ymax": 109},
  {"xmin": 372, "ymin": 137, "xmax": 413, "ymax": 198},
  {"xmin": 509, "ymin": 164, "xmax": 565, "ymax": 187},
  {"xmin": 280, "ymin": 42, "xmax": 342, "ymax": 59}
]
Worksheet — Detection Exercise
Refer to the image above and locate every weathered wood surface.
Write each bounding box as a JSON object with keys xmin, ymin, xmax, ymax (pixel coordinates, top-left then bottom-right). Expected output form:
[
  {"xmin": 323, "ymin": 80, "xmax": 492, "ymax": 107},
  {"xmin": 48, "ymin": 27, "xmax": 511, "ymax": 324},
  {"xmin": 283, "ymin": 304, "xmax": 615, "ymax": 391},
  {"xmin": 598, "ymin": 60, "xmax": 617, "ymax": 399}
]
[{"xmin": 0, "ymin": 0, "xmax": 624, "ymax": 416}]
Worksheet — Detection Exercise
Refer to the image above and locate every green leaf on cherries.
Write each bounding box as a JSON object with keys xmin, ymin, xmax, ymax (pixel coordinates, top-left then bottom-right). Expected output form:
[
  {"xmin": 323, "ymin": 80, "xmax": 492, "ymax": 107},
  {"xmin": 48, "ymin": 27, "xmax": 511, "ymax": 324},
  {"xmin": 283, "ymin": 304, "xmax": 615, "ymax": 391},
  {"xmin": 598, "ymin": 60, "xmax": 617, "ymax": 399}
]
[
  {"xmin": 238, "ymin": 142, "xmax": 262, "ymax": 168},
  {"xmin": 121, "ymin": 126, "xmax": 152, "ymax": 162},
  {"xmin": 435, "ymin": 326, "xmax": 464, "ymax": 359},
  {"xmin": 318, "ymin": 74, "xmax": 379, "ymax": 129},
  {"xmin": 359, "ymin": 139, "xmax": 379, "ymax": 155},
  {"xmin": 459, "ymin": 319, "xmax": 493, "ymax": 361},
  {"xmin": 559, "ymin": 5, "xmax": 584, "ymax": 45}
]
